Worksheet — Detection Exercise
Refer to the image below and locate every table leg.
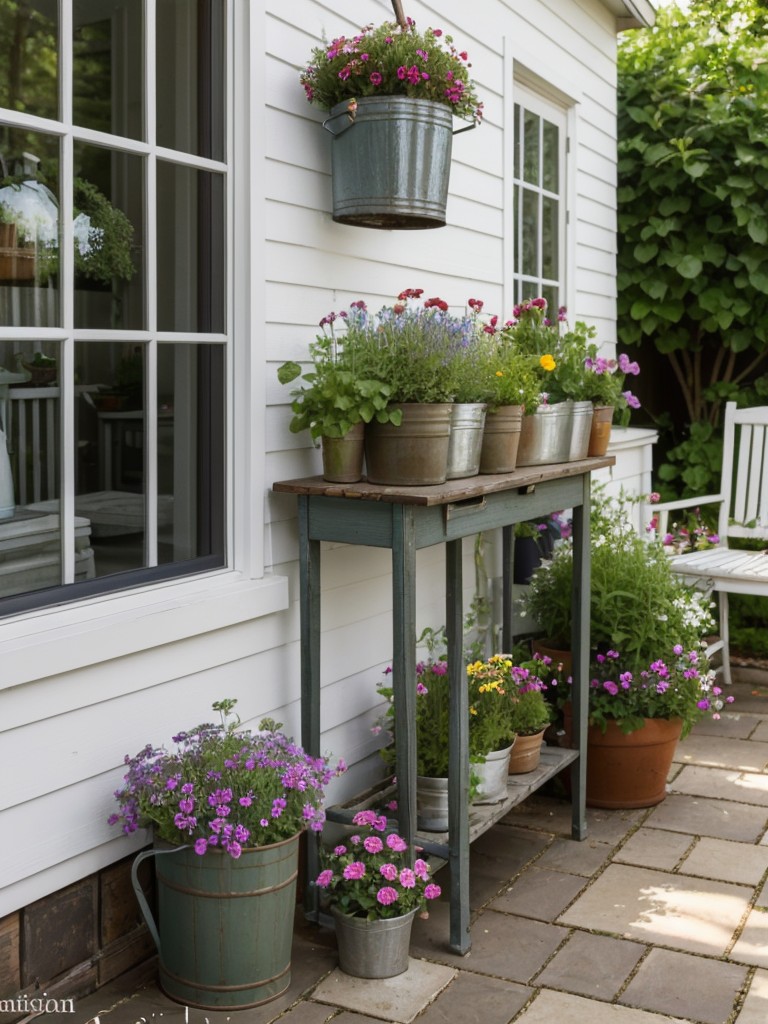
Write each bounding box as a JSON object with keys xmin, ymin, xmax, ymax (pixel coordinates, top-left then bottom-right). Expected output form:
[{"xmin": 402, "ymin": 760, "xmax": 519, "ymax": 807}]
[
  {"xmin": 299, "ymin": 496, "xmax": 322, "ymax": 916},
  {"xmin": 391, "ymin": 505, "xmax": 418, "ymax": 852},
  {"xmin": 569, "ymin": 477, "xmax": 590, "ymax": 841},
  {"xmin": 501, "ymin": 524, "xmax": 514, "ymax": 653}
]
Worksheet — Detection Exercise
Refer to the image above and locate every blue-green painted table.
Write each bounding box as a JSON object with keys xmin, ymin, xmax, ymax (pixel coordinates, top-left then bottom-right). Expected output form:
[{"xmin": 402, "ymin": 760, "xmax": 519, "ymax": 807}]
[{"xmin": 273, "ymin": 455, "xmax": 612, "ymax": 953}]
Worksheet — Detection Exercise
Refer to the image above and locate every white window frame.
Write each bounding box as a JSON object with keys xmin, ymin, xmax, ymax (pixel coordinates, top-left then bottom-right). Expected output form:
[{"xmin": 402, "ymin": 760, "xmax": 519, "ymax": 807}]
[{"xmin": 0, "ymin": 1, "xmax": 287, "ymax": 688}]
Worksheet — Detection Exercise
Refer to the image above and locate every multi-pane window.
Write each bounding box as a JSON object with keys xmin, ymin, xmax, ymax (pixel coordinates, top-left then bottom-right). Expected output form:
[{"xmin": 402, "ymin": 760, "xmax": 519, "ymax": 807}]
[
  {"xmin": 0, "ymin": 0, "xmax": 227, "ymax": 613},
  {"xmin": 512, "ymin": 90, "xmax": 567, "ymax": 311}
]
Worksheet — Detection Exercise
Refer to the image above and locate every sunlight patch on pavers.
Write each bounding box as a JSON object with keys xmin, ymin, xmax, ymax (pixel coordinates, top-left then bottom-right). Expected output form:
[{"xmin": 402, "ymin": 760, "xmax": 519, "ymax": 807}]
[
  {"xmin": 669, "ymin": 765, "xmax": 768, "ymax": 806},
  {"xmin": 311, "ymin": 959, "xmax": 456, "ymax": 1024},
  {"xmin": 730, "ymin": 909, "xmax": 768, "ymax": 968},
  {"xmin": 735, "ymin": 967, "xmax": 768, "ymax": 1024},
  {"xmin": 559, "ymin": 863, "xmax": 751, "ymax": 955},
  {"xmin": 514, "ymin": 988, "xmax": 694, "ymax": 1024},
  {"xmin": 674, "ymin": 735, "xmax": 768, "ymax": 773}
]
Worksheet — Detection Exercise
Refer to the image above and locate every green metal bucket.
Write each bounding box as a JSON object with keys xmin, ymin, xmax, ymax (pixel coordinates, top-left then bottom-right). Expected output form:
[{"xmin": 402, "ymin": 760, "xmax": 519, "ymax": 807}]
[
  {"xmin": 131, "ymin": 834, "xmax": 300, "ymax": 1010},
  {"xmin": 325, "ymin": 96, "xmax": 454, "ymax": 229}
]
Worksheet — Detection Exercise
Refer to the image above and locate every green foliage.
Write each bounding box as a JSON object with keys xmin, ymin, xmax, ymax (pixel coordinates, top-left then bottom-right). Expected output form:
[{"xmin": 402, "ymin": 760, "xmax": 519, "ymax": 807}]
[
  {"xmin": 655, "ymin": 419, "xmax": 724, "ymax": 497},
  {"xmin": 617, "ymin": 0, "xmax": 768, "ymax": 426},
  {"xmin": 72, "ymin": 177, "xmax": 135, "ymax": 284}
]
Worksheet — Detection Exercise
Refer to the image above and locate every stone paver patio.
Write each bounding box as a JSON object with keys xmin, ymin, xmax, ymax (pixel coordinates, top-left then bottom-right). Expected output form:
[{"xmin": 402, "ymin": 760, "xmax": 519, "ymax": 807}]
[{"xmin": 77, "ymin": 673, "xmax": 768, "ymax": 1024}]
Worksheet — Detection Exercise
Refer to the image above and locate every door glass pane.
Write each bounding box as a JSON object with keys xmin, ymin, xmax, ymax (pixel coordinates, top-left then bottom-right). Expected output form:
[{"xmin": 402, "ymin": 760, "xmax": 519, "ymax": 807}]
[
  {"xmin": 73, "ymin": 0, "xmax": 144, "ymax": 141},
  {"xmin": 542, "ymin": 120, "xmax": 559, "ymax": 193},
  {"xmin": 157, "ymin": 343, "xmax": 225, "ymax": 564},
  {"xmin": 156, "ymin": 0, "xmax": 226, "ymax": 161},
  {"xmin": 522, "ymin": 189, "xmax": 538, "ymax": 278},
  {"xmin": 0, "ymin": 1, "xmax": 58, "ymax": 120},
  {"xmin": 0, "ymin": 128, "xmax": 60, "ymax": 327},
  {"xmin": 73, "ymin": 143, "xmax": 144, "ymax": 330},
  {"xmin": 76, "ymin": 341, "xmax": 146, "ymax": 577},
  {"xmin": 157, "ymin": 162, "xmax": 225, "ymax": 333},
  {"xmin": 0, "ymin": 338, "xmax": 62, "ymax": 597},
  {"xmin": 523, "ymin": 110, "xmax": 539, "ymax": 185},
  {"xmin": 542, "ymin": 196, "xmax": 559, "ymax": 280},
  {"xmin": 513, "ymin": 104, "xmax": 521, "ymax": 178}
]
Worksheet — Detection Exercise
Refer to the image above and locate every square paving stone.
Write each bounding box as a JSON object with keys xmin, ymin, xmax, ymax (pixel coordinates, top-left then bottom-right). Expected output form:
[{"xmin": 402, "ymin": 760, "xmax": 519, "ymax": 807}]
[
  {"xmin": 679, "ymin": 837, "xmax": 768, "ymax": 886},
  {"xmin": 489, "ymin": 867, "xmax": 587, "ymax": 921},
  {"xmin": 669, "ymin": 765, "xmax": 768, "ymax": 806},
  {"xmin": 674, "ymin": 735, "xmax": 768, "ymax": 773},
  {"xmin": 645, "ymin": 794, "xmax": 767, "ymax": 842},
  {"xmin": 413, "ymin": 969, "xmax": 531, "ymax": 1024},
  {"xmin": 690, "ymin": 714, "xmax": 761, "ymax": 740},
  {"xmin": 535, "ymin": 930, "xmax": 646, "ymax": 1000},
  {"xmin": 515, "ymin": 988, "xmax": 696, "ymax": 1024},
  {"xmin": 730, "ymin": 908, "xmax": 768, "ymax": 968},
  {"xmin": 411, "ymin": 906, "xmax": 569, "ymax": 982},
  {"xmin": 311, "ymin": 959, "xmax": 456, "ymax": 1024},
  {"xmin": 559, "ymin": 862, "xmax": 751, "ymax": 955},
  {"xmin": 752, "ymin": 720, "xmax": 768, "ymax": 742},
  {"xmin": 734, "ymin": 967, "xmax": 768, "ymax": 1024},
  {"xmin": 614, "ymin": 828, "xmax": 694, "ymax": 871},
  {"xmin": 619, "ymin": 947, "xmax": 749, "ymax": 1024},
  {"xmin": 535, "ymin": 837, "xmax": 613, "ymax": 876}
]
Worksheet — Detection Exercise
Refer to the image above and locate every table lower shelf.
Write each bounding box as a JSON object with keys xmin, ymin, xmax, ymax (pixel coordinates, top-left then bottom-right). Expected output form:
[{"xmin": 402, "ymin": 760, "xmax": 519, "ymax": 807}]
[{"xmin": 326, "ymin": 745, "xmax": 578, "ymax": 861}]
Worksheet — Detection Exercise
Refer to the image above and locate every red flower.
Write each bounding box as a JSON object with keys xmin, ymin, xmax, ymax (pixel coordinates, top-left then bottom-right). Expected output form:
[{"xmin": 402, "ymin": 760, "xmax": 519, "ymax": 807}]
[
  {"xmin": 424, "ymin": 296, "xmax": 448, "ymax": 311},
  {"xmin": 468, "ymin": 298, "xmax": 483, "ymax": 312}
]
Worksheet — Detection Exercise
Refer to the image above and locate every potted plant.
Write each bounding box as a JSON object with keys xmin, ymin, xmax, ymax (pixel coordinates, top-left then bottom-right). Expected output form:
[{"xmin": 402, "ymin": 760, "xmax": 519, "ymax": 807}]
[
  {"xmin": 277, "ymin": 307, "xmax": 397, "ymax": 482},
  {"xmin": 557, "ymin": 645, "xmax": 731, "ymax": 808},
  {"xmin": 315, "ymin": 809, "xmax": 441, "ymax": 978},
  {"xmin": 344, "ymin": 288, "xmax": 475, "ymax": 485},
  {"xmin": 504, "ymin": 658, "xmax": 554, "ymax": 773},
  {"xmin": 300, "ymin": 17, "xmax": 483, "ymax": 228},
  {"xmin": 108, "ymin": 698, "xmax": 345, "ymax": 1010}
]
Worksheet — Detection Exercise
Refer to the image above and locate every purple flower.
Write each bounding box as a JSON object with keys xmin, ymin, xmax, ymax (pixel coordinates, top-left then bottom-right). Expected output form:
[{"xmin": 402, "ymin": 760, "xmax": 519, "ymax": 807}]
[
  {"xmin": 376, "ymin": 886, "xmax": 399, "ymax": 905},
  {"xmin": 370, "ymin": 71, "xmax": 382, "ymax": 86},
  {"xmin": 424, "ymin": 883, "xmax": 441, "ymax": 900},
  {"xmin": 194, "ymin": 838, "xmax": 208, "ymax": 856},
  {"xmin": 343, "ymin": 862, "xmax": 366, "ymax": 881},
  {"xmin": 386, "ymin": 833, "xmax": 408, "ymax": 852},
  {"xmin": 364, "ymin": 835, "xmax": 384, "ymax": 854},
  {"xmin": 380, "ymin": 862, "xmax": 398, "ymax": 881},
  {"xmin": 316, "ymin": 869, "xmax": 334, "ymax": 888},
  {"xmin": 603, "ymin": 680, "xmax": 619, "ymax": 696},
  {"xmin": 399, "ymin": 868, "xmax": 417, "ymax": 889}
]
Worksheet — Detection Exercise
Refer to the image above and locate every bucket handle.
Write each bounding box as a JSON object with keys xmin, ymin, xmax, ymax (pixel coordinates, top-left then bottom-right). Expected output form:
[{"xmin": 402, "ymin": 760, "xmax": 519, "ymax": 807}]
[
  {"xmin": 131, "ymin": 845, "xmax": 189, "ymax": 952},
  {"xmin": 322, "ymin": 104, "xmax": 477, "ymax": 137}
]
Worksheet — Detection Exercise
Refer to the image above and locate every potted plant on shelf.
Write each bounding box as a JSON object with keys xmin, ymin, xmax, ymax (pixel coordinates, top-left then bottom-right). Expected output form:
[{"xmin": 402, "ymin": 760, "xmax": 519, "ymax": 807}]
[
  {"xmin": 315, "ymin": 809, "xmax": 441, "ymax": 978},
  {"xmin": 108, "ymin": 698, "xmax": 345, "ymax": 1011},
  {"xmin": 503, "ymin": 658, "xmax": 554, "ymax": 774},
  {"xmin": 277, "ymin": 308, "xmax": 397, "ymax": 482},
  {"xmin": 300, "ymin": 15, "xmax": 483, "ymax": 228}
]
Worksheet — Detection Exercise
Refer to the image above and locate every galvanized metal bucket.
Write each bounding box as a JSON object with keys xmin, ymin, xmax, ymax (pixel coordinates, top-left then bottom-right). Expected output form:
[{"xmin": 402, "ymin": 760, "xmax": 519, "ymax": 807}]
[
  {"xmin": 416, "ymin": 774, "xmax": 449, "ymax": 831},
  {"xmin": 516, "ymin": 402, "xmax": 573, "ymax": 467},
  {"xmin": 568, "ymin": 401, "xmax": 594, "ymax": 461},
  {"xmin": 131, "ymin": 835, "xmax": 300, "ymax": 1010},
  {"xmin": 322, "ymin": 423, "xmax": 365, "ymax": 482},
  {"xmin": 331, "ymin": 906, "xmax": 417, "ymax": 978},
  {"xmin": 365, "ymin": 403, "xmax": 453, "ymax": 485},
  {"xmin": 472, "ymin": 743, "xmax": 514, "ymax": 803},
  {"xmin": 479, "ymin": 404, "xmax": 523, "ymax": 474},
  {"xmin": 447, "ymin": 402, "xmax": 487, "ymax": 479},
  {"xmin": 325, "ymin": 96, "xmax": 454, "ymax": 229}
]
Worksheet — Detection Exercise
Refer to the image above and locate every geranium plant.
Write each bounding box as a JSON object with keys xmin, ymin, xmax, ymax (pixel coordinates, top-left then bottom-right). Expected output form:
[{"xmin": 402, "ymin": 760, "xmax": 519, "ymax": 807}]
[
  {"xmin": 560, "ymin": 645, "xmax": 732, "ymax": 736},
  {"xmin": 300, "ymin": 18, "xmax": 483, "ymax": 125},
  {"xmin": 108, "ymin": 699, "xmax": 346, "ymax": 858},
  {"xmin": 315, "ymin": 809, "xmax": 441, "ymax": 920},
  {"xmin": 277, "ymin": 308, "xmax": 399, "ymax": 441}
]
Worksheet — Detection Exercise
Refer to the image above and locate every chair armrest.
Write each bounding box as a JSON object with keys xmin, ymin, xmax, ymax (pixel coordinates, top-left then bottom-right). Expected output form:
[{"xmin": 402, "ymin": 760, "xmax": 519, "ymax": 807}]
[{"xmin": 644, "ymin": 494, "xmax": 723, "ymax": 538}]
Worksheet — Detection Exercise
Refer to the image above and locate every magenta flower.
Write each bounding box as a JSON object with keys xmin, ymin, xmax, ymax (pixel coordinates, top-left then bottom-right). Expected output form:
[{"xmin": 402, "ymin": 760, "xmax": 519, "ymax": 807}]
[
  {"xmin": 379, "ymin": 862, "xmax": 398, "ymax": 881},
  {"xmin": 364, "ymin": 836, "xmax": 384, "ymax": 854},
  {"xmin": 399, "ymin": 868, "xmax": 417, "ymax": 889},
  {"xmin": 370, "ymin": 71, "xmax": 382, "ymax": 86},
  {"xmin": 343, "ymin": 862, "xmax": 366, "ymax": 881},
  {"xmin": 316, "ymin": 869, "xmax": 334, "ymax": 888},
  {"xmin": 424, "ymin": 883, "xmax": 441, "ymax": 900},
  {"xmin": 376, "ymin": 887, "xmax": 399, "ymax": 906},
  {"xmin": 386, "ymin": 833, "xmax": 408, "ymax": 852}
]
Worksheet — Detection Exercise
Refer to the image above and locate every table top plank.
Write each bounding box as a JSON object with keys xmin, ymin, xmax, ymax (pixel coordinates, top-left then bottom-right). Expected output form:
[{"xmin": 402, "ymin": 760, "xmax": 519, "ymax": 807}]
[{"xmin": 273, "ymin": 456, "xmax": 615, "ymax": 506}]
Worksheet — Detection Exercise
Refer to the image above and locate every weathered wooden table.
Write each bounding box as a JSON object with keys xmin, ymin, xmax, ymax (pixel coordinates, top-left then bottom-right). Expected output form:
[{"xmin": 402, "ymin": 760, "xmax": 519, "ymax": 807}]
[{"xmin": 273, "ymin": 455, "xmax": 613, "ymax": 953}]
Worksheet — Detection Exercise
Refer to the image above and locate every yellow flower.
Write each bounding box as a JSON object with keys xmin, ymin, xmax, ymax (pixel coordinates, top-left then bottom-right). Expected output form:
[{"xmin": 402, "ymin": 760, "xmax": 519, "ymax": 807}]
[
  {"xmin": 540, "ymin": 354, "xmax": 556, "ymax": 372},
  {"xmin": 495, "ymin": 370, "xmax": 504, "ymax": 378},
  {"xmin": 469, "ymin": 706, "xmax": 477, "ymax": 716}
]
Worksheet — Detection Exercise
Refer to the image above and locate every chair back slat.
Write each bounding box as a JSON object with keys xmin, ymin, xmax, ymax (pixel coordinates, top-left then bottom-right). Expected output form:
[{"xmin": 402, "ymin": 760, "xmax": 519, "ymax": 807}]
[{"xmin": 728, "ymin": 404, "xmax": 768, "ymax": 540}]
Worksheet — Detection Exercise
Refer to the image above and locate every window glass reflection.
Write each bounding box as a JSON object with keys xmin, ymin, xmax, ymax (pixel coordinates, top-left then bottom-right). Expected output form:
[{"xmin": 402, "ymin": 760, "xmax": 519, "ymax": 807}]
[
  {"xmin": 73, "ymin": 143, "xmax": 144, "ymax": 330},
  {"xmin": 76, "ymin": 342, "xmax": 146, "ymax": 577},
  {"xmin": 73, "ymin": 0, "xmax": 144, "ymax": 140},
  {"xmin": 0, "ymin": 1, "xmax": 58, "ymax": 120},
  {"xmin": 157, "ymin": 162, "xmax": 225, "ymax": 333},
  {"xmin": 156, "ymin": 0, "xmax": 225, "ymax": 160},
  {"xmin": 157, "ymin": 343, "xmax": 225, "ymax": 564},
  {"xmin": 0, "ymin": 129, "xmax": 60, "ymax": 327}
]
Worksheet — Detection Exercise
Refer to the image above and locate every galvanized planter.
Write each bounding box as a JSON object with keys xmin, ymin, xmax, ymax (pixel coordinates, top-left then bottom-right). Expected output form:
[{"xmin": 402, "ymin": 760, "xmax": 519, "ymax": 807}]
[
  {"xmin": 479, "ymin": 404, "xmax": 523, "ymax": 474},
  {"xmin": 325, "ymin": 96, "xmax": 454, "ymax": 229},
  {"xmin": 568, "ymin": 401, "xmax": 594, "ymax": 461},
  {"xmin": 516, "ymin": 402, "xmax": 573, "ymax": 467},
  {"xmin": 331, "ymin": 906, "xmax": 418, "ymax": 978},
  {"xmin": 416, "ymin": 774, "xmax": 449, "ymax": 831},
  {"xmin": 131, "ymin": 834, "xmax": 301, "ymax": 1010},
  {"xmin": 321, "ymin": 423, "xmax": 365, "ymax": 483},
  {"xmin": 447, "ymin": 402, "xmax": 487, "ymax": 479},
  {"xmin": 365, "ymin": 403, "xmax": 453, "ymax": 485},
  {"xmin": 472, "ymin": 743, "xmax": 514, "ymax": 803}
]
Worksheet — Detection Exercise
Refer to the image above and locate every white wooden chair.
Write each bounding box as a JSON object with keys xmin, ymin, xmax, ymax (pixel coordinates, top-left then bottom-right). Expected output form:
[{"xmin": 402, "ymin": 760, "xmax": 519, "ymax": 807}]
[{"xmin": 651, "ymin": 401, "xmax": 768, "ymax": 687}]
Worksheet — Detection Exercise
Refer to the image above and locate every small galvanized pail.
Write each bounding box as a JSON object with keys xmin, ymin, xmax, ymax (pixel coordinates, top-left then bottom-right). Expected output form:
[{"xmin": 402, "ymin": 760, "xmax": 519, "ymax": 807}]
[
  {"xmin": 447, "ymin": 403, "xmax": 487, "ymax": 479},
  {"xmin": 331, "ymin": 906, "xmax": 418, "ymax": 978},
  {"xmin": 365, "ymin": 403, "xmax": 453, "ymax": 485},
  {"xmin": 516, "ymin": 402, "xmax": 574, "ymax": 467},
  {"xmin": 568, "ymin": 401, "xmax": 594, "ymax": 461},
  {"xmin": 479, "ymin": 404, "xmax": 523, "ymax": 474}
]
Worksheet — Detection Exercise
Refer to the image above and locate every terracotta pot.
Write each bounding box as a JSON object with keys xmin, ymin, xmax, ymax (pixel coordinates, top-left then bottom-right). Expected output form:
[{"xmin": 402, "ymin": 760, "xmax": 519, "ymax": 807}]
[
  {"xmin": 531, "ymin": 641, "xmax": 573, "ymax": 679},
  {"xmin": 585, "ymin": 717, "xmax": 683, "ymax": 808},
  {"xmin": 507, "ymin": 729, "xmax": 546, "ymax": 774},
  {"xmin": 588, "ymin": 405, "xmax": 614, "ymax": 457},
  {"xmin": 321, "ymin": 424, "xmax": 365, "ymax": 483}
]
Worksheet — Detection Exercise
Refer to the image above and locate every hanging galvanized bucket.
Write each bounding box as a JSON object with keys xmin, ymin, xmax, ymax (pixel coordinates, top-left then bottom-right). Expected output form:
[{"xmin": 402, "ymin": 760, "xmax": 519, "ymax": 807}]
[
  {"xmin": 446, "ymin": 402, "xmax": 487, "ymax": 479},
  {"xmin": 324, "ymin": 96, "xmax": 456, "ymax": 229},
  {"xmin": 131, "ymin": 834, "xmax": 301, "ymax": 1010},
  {"xmin": 516, "ymin": 402, "xmax": 574, "ymax": 467}
]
